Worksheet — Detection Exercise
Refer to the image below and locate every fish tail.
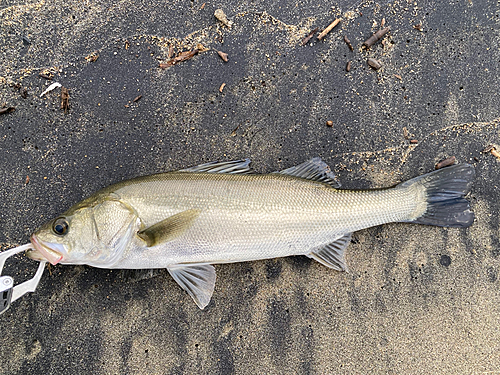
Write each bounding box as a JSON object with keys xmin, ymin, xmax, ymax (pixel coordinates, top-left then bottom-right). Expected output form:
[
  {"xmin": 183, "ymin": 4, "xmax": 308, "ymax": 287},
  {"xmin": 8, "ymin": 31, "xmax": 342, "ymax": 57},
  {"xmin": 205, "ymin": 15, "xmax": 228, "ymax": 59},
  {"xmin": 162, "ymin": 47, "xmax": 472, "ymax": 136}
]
[{"xmin": 399, "ymin": 163, "xmax": 475, "ymax": 227}]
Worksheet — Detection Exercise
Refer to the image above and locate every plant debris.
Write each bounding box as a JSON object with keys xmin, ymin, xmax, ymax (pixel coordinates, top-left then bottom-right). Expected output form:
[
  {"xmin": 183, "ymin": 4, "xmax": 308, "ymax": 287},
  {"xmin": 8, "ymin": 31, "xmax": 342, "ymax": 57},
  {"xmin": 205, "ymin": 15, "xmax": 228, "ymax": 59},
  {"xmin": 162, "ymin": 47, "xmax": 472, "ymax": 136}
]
[
  {"xmin": 217, "ymin": 50, "xmax": 229, "ymax": 62},
  {"xmin": 343, "ymin": 35, "xmax": 354, "ymax": 51},
  {"xmin": 346, "ymin": 61, "xmax": 352, "ymax": 72},
  {"xmin": 367, "ymin": 58, "xmax": 382, "ymax": 70},
  {"xmin": 159, "ymin": 48, "xmax": 201, "ymax": 69},
  {"xmin": 214, "ymin": 9, "xmax": 233, "ymax": 28},
  {"xmin": 326, "ymin": 121, "xmax": 333, "ymax": 127},
  {"xmin": 435, "ymin": 156, "xmax": 456, "ymax": 169},
  {"xmin": 219, "ymin": 83, "xmax": 226, "ymax": 93},
  {"xmin": 413, "ymin": 24, "xmax": 423, "ymax": 32},
  {"xmin": 483, "ymin": 144, "xmax": 500, "ymax": 160},
  {"xmin": 60, "ymin": 87, "xmax": 69, "ymax": 113},
  {"xmin": 85, "ymin": 52, "xmax": 99, "ymax": 62},
  {"xmin": 301, "ymin": 27, "xmax": 319, "ymax": 46},
  {"xmin": 394, "ymin": 74, "xmax": 402, "ymax": 80},
  {"xmin": 0, "ymin": 107, "xmax": 15, "ymax": 115},
  {"xmin": 133, "ymin": 95, "xmax": 142, "ymax": 102},
  {"xmin": 317, "ymin": 19, "xmax": 341, "ymax": 41},
  {"xmin": 363, "ymin": 27, "xmax": 390, "ymax": 48},
  {"xmin": 21, "ymin": 88, "xmax": 28, "ymax": 99},
  {"xmin": 410, "ymin": 139, "xmax": 418, "ymax": 144},
  {"xmin": 39, "ymin": 72, "xmax": 53, "ymax": 80}
]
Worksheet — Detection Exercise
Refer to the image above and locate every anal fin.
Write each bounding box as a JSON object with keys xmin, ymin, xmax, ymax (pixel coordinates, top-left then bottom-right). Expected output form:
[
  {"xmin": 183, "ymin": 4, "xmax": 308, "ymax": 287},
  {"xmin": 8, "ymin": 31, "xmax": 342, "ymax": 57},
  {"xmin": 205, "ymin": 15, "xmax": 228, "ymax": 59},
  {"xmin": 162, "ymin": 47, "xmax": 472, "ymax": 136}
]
[
  {"xmin": 167, "ymin": 264, "xmax": 216, "ymax": 309},
  {"xmin": 307, "ymin": 233, "xmax": 351, "ymax": 272}
]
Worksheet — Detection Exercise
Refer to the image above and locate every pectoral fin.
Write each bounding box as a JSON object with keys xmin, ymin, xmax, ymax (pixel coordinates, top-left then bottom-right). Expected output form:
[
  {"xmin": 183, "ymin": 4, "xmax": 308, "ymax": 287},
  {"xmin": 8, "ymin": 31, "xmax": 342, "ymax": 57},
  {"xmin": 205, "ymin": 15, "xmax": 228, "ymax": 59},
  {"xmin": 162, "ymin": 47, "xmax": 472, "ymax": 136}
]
[
  {"xmin": 307, "ymin": 233, "xmax": 351, "ymax": 272},
  {"xmin": 167, "ymin": 264, "xmax": 216, "ymax": 309},
  {"xmin": 137, "ymin": 209, "xmax": 201, "ymax": 247}
]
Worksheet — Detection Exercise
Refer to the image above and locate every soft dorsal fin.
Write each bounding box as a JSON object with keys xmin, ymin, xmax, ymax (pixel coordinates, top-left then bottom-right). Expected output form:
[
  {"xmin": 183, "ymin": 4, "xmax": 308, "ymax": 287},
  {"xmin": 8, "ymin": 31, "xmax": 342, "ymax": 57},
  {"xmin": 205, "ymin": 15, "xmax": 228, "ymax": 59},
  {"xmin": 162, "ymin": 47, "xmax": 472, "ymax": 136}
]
[
  {"xmin": 307, "ymin": 233, "xmax": 351, "ymax": 271},
  {"xmin": 137, "ymin": 209, "xmax": 201, "ymax": 247},
  {"xmin": 276, "ymin": 158, "xmax": 340, "ymax": 188},
  {"xmin": 167, "ymin": 264, "xmax": 216, "ymax": 309},
  {"xmin": 179, "ymin": 159, "xmax": 254, "ymax": 174}
]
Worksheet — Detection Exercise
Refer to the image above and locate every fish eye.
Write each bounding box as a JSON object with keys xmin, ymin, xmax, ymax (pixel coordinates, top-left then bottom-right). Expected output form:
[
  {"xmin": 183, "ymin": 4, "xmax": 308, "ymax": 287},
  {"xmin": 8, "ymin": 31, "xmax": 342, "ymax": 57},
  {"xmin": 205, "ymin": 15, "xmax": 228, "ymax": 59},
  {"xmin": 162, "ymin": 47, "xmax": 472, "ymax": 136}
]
[{"xmin": 52, "ymin": 218, "xmax": 69, "ymax": 236}]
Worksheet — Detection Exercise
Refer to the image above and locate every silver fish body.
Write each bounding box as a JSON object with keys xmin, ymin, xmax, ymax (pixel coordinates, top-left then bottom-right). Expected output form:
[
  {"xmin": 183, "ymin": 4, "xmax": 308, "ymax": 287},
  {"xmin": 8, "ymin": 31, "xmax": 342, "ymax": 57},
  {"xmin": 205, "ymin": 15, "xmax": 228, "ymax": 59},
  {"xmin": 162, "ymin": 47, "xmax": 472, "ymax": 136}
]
[{"xmin": 28, "ymin": 158, "xmax": 475, "ymax": 308}]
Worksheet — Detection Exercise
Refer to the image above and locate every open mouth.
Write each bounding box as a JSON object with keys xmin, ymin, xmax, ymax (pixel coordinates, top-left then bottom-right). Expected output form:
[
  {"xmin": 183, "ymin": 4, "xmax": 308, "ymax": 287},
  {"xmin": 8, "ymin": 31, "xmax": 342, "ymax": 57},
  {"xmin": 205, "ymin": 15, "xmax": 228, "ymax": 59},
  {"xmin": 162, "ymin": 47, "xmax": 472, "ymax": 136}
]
[{"xmin": 30, "ymin": 235, "xmax": 63, "ymax": 265}]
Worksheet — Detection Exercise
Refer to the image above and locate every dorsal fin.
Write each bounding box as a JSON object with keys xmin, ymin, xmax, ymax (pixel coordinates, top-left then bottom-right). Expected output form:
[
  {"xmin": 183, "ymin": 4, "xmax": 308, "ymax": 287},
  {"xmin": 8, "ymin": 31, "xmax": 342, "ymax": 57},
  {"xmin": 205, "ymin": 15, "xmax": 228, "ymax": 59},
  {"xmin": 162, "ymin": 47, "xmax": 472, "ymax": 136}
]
[
  {"xmin": 179, "ymin": 159, "xmax": 253, "ymax": 174},
  {"xmin": 276, "ymin": 158, "xmax": 340, "ymax": 188}
]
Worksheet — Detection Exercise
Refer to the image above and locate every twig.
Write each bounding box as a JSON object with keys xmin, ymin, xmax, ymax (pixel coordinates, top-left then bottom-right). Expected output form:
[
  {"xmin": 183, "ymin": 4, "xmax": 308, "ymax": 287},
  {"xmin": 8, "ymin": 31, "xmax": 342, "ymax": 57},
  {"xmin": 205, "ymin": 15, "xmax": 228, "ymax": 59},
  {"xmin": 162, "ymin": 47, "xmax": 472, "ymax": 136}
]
[{"xmin": 317, "ymin": 19, "xmax": 341, "ymax": 41}]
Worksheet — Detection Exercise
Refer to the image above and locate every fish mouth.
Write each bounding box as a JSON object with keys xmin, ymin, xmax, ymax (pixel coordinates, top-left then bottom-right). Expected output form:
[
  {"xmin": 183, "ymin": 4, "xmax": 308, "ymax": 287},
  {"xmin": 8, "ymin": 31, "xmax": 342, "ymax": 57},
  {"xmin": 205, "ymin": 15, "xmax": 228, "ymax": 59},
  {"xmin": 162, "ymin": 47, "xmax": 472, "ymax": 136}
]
[{"xmin": 30, "ymin": 235, "xmax": 64, "ymax": 265}]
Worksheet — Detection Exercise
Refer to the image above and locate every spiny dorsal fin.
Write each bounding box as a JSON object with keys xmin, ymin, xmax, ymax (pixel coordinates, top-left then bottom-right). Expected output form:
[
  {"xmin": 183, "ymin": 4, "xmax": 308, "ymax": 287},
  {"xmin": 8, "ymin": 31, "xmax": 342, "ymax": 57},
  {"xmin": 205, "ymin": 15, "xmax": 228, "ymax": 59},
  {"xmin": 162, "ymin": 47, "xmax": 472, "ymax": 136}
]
[
  {"xmin": 307, "ymin": 233, "xmax": 351, "ymax": 272},
  {"xmin": 167, "ymin": 264, "xmax": 216, "ymax": 309},
  {"xmin": 179, "ymin": 159, "xmax": 253, "ymax": 174},
  {"xmin": 137, "ymin": 209, "xmax": 201, "ymax": 247},
  {"xmin": 276, "ymin": 158, "xmax": 340, "ymax": 188}
]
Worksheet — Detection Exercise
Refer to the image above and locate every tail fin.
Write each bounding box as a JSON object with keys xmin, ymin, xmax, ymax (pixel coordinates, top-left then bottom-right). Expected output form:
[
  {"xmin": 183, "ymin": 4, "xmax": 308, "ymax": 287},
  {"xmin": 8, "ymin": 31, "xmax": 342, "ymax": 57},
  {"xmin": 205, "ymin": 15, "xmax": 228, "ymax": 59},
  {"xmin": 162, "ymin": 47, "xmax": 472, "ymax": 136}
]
[{"xmin": 400, "ymin": 164, "xmax": 475, "ymax": 227}]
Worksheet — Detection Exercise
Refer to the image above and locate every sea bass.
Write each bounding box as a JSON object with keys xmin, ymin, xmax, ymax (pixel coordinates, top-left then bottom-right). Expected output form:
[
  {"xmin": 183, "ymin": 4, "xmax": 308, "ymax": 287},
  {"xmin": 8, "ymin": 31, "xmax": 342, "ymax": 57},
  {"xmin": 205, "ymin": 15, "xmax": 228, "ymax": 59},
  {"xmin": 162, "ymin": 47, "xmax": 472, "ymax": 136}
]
[{"xmin": 26, "ymin": 158, "xmax": 474, "ymax": 309}]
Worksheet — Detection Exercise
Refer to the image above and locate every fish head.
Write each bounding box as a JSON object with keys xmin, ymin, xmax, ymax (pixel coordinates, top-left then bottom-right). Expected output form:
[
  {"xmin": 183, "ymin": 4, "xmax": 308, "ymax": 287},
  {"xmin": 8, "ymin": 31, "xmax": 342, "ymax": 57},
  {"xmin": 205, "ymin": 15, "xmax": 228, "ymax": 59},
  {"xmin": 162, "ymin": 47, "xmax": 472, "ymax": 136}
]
[{"xmin": 28, "ymin": 196, "xmax": 140, "ymax": 267}]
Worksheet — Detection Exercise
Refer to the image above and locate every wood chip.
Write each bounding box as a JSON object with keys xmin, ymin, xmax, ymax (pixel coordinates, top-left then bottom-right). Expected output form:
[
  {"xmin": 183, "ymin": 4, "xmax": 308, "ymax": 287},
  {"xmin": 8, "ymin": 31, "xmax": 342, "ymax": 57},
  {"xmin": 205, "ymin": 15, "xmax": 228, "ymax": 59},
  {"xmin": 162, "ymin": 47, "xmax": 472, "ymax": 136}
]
[
  {"xmin": 125, "ymin": 40, "xmax": 130, "ymax": 49},
  {"xmin": 363, "ymin": 27, "xmax": 390, "ymax": 48},
  {"xmin": 214, "ymin": 9, "xmax": 233, "ymax": 28},
  {"xmin": 394, "ymin": 74, "xmax": 402, "ymax": 80},
  {"xmin": 317, "ymin": 19, "xmax": 341, "ymax": 41},
  {"xmin": 133, "ymin": 95, "xmax": 142, "ymax": 102},
  {"xmin": 25, "ymin": 175, "xmax": 30, "ymax": 185},
  {"xmin": 343, "ymin": 35, "xmax": 353, "ymax": 51},
  {"xmin": 60, "ymin": 87, "xmax": 69, "ymax": 113},
  {"xmin": 403, "ymin": 127, "xmax": 409, "ymax": 139},
  {"xmin": 367, "ymin": 57, "xmax": 382, "ymax": 70},
  {"xmin": 410, "ymin": 139, "xmax": 418, "ymax": 144},
  {"xmin": 200, "ymin": 2, "xmax": 205, "ymax": 9},
  {"xmin": 346, "ymin": 61, "xmax": 351, "ymax": 72},
  {"xmin": 219, "ymin": 83, "xmax": 226, "ymax": 93},
  {"xmin": 0, "ymin": 107, "xmax": 15, "ymax": 115},
  {"xmin": 435, "ymin": 156, "xmax": 456, "ymax": 169},
  {"xmin": 168, "ymin": 45, "xmax": 174, "ymax": 59},
  {"xmin": 217, "ymin": 50, "xmax": 229, "ymax": 62},
  {"xmin": 301, "ymin": 27, "xmax": 319, "ymax": 46}
]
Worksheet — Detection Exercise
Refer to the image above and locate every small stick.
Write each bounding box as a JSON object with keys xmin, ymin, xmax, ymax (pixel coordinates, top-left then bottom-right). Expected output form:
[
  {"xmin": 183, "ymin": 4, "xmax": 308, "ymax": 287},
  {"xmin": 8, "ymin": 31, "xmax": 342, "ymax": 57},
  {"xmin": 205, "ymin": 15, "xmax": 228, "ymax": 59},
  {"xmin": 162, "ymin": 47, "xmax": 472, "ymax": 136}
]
[
  {"xmin": 363, "ymin": 27, "xmax": 390, "ymax": 48},
  {"xmin": 343, "ymin": 35, "xmax": 353, "ymax": 51},
  {"xmin": 346, "ymin": 61, "xmax": 351, "ymax": 72},
  {"xmin": 133, "ymin": 95, "xmax": 142, "ymax": 102},
  {"xmin": 219, "ymin": 83, "xmax": 226, "ymax": 92},
  {"xmin": 435, "ymin": 156, "xmax": 456, "ymax": 170},
  {"xmin": 0, "ymin": 107, "xmax": 15, "ymax": 115},
  {"xmin": 60, "ymin": 87, "xmax": 69, "ymax": 113},
  {"xmin": 367, "ymin": 58, "xmax": 382, "ymax": 70},
  {"xmin": 317, "ymin": 19, "xmax": 341, "ymax": 41},
  {"xmin": 301, "ymin": 27, "xmax": 319, "ymax": 46}
]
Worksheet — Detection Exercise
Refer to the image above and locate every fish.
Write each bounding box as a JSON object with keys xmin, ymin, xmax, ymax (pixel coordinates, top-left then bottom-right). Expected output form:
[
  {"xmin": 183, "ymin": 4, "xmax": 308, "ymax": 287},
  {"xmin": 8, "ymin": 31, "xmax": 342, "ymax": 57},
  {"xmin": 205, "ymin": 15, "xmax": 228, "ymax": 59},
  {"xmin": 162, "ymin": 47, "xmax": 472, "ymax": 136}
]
[{"xmin": 25, "ymin": 158, "xmax": 475, "ymax": 309}]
